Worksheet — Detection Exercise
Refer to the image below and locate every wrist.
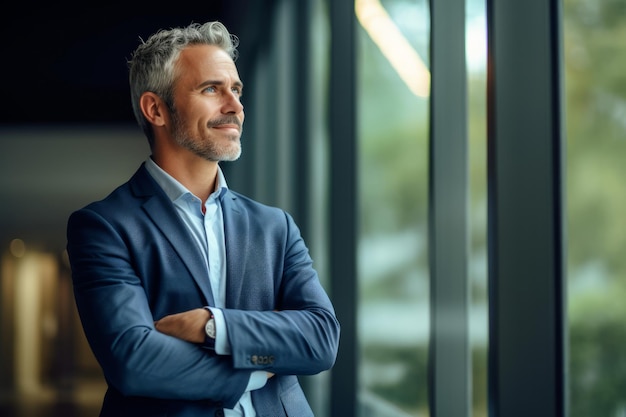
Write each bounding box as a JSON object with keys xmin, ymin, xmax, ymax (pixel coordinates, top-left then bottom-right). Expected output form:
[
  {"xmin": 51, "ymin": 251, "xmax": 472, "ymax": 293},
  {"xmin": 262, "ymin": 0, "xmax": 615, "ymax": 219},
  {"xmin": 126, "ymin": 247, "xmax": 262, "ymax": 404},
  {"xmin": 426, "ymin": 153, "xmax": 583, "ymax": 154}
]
[{"xmin": 203, "ymin": 307, "xmax": 216, "ymax": 349}]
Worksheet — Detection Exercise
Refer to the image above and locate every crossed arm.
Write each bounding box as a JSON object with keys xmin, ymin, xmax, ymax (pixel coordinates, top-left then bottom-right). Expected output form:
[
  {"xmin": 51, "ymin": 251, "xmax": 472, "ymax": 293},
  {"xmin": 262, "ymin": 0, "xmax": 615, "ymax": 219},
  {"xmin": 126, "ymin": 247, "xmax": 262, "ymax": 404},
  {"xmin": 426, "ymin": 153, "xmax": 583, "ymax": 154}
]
[{"xmin": 154, "ymin": 308, "xmax": 275, "ymax": 378}]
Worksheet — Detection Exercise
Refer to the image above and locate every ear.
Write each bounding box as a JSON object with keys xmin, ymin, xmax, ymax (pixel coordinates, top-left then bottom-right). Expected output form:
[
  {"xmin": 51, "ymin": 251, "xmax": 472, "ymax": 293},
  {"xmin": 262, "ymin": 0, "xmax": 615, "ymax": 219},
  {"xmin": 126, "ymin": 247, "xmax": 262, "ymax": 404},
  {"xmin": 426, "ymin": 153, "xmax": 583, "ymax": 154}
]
[{"xmin": 139, "ymin": 92, "xmax": 168, "ymax": 127}]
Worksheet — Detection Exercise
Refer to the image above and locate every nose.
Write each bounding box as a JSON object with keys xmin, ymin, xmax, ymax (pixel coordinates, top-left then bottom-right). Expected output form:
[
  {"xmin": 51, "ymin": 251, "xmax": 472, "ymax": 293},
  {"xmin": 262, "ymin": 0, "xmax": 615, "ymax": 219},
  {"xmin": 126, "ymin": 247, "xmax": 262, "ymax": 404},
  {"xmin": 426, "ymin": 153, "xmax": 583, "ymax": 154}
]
[{"xmin": 223, "ymin": 91, "xmax": 244, "ymax": 114}]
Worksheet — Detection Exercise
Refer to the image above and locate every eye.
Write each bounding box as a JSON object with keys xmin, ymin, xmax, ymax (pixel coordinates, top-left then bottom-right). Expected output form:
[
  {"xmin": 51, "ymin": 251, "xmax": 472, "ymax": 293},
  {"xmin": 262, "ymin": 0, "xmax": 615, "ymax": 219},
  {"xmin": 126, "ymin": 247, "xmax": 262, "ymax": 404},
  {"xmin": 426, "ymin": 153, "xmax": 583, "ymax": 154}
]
[
  {"xmin": 203, "ymin": 86, "xmax": 217, "ymax": 93},
  {"xmin": 231, "ymin": 87, "xmax": 243, "ymax": 97}
]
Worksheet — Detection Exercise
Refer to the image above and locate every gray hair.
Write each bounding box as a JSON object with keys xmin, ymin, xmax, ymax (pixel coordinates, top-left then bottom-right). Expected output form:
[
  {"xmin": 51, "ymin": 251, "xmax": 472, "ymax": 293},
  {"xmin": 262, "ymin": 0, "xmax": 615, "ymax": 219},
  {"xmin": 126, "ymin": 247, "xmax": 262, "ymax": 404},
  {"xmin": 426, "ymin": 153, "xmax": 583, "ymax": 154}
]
[{"xmin": 128, "ymin": 21, "xmax": 239, "ymax": 146}]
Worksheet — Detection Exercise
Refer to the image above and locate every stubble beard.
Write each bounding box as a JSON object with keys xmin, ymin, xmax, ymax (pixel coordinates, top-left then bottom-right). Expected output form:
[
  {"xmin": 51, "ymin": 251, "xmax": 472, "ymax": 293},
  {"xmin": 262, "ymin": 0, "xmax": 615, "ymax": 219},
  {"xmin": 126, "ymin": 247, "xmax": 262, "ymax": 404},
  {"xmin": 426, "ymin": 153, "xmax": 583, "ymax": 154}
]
[{"xmin": 171, "ymin": 112, "xmax": 242, "ymax": 162}]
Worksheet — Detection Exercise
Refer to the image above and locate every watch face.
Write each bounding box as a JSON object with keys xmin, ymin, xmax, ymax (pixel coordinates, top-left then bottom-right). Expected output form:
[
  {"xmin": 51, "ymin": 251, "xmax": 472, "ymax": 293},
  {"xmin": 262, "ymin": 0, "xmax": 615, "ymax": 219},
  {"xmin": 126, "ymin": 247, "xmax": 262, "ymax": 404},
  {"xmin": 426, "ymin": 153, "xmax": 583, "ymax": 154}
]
[{"xmin": 205, "ymin": 318, "xmax": 216, "ymax": 339}]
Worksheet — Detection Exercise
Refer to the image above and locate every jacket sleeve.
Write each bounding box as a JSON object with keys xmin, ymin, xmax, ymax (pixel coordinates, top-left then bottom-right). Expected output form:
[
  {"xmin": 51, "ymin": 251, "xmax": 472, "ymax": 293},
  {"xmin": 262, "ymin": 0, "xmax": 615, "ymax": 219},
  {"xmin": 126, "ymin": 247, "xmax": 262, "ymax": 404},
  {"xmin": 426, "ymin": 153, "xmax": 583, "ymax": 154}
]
[
  {"xmin": 222, "ymin": 210, "xmax": 341, "ymax": 375},
  {"xmin": 66, "ymin": 207, "xmax": 249, "ymax": 408}
]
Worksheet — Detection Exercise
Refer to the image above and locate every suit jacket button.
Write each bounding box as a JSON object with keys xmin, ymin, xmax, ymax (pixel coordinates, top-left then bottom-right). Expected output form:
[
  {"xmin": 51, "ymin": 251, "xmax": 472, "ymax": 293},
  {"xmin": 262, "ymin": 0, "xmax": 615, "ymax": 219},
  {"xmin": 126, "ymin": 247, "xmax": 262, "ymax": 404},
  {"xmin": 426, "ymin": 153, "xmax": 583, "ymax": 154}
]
[{"xmin": 215, "ymin": 410, "xmax": 225, "ymax": 417}]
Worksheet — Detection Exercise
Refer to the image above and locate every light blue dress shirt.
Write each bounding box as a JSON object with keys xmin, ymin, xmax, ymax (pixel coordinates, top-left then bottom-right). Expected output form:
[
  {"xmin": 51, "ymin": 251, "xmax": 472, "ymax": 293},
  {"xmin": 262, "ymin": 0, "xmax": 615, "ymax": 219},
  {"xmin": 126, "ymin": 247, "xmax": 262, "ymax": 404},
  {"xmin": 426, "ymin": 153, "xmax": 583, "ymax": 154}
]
[{"xmin": 145, "ymin": 157, "xmax": 266, "ymax": 416}]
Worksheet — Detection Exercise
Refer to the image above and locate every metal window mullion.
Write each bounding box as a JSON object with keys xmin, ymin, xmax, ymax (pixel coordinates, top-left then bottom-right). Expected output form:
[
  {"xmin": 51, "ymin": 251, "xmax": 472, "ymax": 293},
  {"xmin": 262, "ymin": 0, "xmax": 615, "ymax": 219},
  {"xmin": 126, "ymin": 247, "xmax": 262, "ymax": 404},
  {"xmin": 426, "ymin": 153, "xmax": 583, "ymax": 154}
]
[
  {"xmin": 329, "ymin": 1, "xmax": 358, "ymax": 417},
  {"xmin": 428, "ymin": 1, "xmax": 471, "ymax": 416},
  {"xmin": 486, "ymin": 0, "xmax": 566, "ymax": 416}
]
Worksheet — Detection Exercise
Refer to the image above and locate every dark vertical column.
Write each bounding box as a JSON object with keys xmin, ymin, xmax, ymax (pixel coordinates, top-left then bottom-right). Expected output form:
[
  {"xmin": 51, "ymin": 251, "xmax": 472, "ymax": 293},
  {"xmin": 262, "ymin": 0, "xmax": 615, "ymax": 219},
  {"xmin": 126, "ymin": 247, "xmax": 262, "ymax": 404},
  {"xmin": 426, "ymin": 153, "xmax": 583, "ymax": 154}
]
[
  {"xmin": 486, "ymin": 1, "xmax": 566, "ymax": 416},
  {"xmin": 293, "ymin": 0, "xmax": 312, "ymax": 238},
  {"xmin": 428, "ymin": 0, "xmax": 470, "ymax": 416},
  {"xmin": 329, "ymin": 1, "xmax": 358, "ymax": 417}
]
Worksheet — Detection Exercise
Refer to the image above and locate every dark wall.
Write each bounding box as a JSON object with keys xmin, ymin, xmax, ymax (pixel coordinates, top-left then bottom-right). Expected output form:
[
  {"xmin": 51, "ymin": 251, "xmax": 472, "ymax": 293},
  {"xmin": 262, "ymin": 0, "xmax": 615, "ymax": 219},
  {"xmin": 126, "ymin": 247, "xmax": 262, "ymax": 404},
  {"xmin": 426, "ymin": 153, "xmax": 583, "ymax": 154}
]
[{"xmin": 0, "ymin": 3, "xmax": 271, "ymax": 125}]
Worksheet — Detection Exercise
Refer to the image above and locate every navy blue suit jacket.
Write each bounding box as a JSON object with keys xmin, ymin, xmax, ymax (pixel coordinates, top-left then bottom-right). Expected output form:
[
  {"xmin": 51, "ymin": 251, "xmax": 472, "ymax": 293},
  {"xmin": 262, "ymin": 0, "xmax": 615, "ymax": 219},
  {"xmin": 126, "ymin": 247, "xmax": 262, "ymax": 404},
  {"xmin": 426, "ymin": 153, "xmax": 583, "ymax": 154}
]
[{"xmin": 66, "ymin": 163, "xmax": 340, "ymax": 417}]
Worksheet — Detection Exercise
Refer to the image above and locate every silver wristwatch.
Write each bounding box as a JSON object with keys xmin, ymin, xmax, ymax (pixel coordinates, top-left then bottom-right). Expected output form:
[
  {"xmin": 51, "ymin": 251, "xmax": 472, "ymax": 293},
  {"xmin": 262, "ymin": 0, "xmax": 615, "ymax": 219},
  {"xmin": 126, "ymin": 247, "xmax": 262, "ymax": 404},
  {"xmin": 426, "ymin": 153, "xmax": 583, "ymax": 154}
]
[{"xmin": 205, "ymin": 316, "xmax": 216, "ymax": 339}]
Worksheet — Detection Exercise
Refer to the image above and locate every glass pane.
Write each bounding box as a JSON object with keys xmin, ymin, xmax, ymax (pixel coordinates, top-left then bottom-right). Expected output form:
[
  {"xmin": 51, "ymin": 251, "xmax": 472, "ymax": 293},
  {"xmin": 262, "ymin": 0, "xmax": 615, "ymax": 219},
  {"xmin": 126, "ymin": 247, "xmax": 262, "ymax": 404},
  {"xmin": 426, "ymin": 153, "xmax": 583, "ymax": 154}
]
[
  {"xmin": 355, "ymin": 0, "xmax": 430, "ymax": 415},
  {"xmin": 466, "ymin": 0, "xmax": 488, "ymax": 416},
  {"xmin": 564, "ymin": 1, "xmax": 626, "ymax": 416}
]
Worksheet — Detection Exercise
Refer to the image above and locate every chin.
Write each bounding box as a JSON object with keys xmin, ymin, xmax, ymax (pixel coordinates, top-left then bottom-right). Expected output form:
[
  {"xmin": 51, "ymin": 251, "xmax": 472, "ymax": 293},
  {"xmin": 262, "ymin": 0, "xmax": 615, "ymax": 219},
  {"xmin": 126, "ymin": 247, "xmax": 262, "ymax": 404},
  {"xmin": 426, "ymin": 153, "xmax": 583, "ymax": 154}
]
[
  {"xmin": 223, "ymin": 153, "xmax": 242, "ymax": 162},
  {"xmin": 219, "ymin": 148, "xmax": 242, "ymax": 162}
]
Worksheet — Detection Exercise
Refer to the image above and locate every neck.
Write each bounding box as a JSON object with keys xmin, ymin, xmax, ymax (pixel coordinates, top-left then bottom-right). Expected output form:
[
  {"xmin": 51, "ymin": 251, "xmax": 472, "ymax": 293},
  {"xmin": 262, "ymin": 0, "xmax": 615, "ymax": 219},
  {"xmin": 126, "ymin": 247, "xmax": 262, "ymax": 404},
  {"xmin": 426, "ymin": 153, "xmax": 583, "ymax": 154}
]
[{"xmin": 152, "ymin": 152, "xmax": 219, "ymax": 203}]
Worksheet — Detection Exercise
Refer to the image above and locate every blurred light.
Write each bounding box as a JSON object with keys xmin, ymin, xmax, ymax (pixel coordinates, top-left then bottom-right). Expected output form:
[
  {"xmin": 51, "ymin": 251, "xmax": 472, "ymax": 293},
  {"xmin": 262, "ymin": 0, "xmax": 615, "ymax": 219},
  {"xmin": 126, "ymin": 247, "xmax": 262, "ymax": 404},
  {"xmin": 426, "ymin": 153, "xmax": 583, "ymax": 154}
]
[
  {"xmin": 10, "ymin": 238, "xmax": 26, "ymax": 258},
  {"xmin": 466, "ymin": 14, "xmax": 487, "ymax": 73},
  {"xmin": 355, "ymin": 0, "xmax": 431, "ymax": 97}
]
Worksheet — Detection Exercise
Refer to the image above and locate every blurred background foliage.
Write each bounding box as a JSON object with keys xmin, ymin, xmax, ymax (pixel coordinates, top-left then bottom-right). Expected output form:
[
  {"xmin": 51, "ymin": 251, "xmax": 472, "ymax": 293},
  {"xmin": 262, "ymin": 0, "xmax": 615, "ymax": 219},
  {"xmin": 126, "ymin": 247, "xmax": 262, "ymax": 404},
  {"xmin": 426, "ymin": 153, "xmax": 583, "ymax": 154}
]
[{"xmin": 565, "ymin": 0, "xmax": 626, "ymax": 416}]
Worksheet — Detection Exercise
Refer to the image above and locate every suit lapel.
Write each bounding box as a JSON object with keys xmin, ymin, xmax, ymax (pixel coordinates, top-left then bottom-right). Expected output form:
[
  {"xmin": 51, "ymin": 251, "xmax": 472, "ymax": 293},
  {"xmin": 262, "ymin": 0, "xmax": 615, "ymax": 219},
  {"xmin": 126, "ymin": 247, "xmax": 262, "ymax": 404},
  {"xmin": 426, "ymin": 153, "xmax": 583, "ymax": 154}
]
[
  {"xmin": 131, "ymin": 165, "xmax": 215, "ymax": 306},
  {"xmin": 221, "ymin": 190, "xmax": 247, "ymax": 308}
]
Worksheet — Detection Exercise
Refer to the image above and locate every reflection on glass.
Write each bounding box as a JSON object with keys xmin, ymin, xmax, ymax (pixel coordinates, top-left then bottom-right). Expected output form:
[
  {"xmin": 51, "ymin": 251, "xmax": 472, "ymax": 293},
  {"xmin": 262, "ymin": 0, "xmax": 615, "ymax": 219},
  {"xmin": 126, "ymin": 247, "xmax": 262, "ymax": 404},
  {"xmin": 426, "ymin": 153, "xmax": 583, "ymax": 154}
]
[
  {"xmin": 466, "ymin": 0, "xmax": 488, "ymax": 416},
  {"xmin": 356, "ymin": 0, "xmax": 430, "ymax": 415},
  {"xmin": 564, "ymin": 0, "xmax": 626, "ymax": 416}
]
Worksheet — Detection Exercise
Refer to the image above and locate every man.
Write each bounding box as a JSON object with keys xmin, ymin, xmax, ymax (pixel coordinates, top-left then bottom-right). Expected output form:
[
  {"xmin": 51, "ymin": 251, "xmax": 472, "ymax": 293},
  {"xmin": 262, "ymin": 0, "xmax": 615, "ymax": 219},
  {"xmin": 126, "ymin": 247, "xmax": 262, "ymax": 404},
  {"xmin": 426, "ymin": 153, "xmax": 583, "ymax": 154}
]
[{"xmin": 66, "ymin": 21, "xmax": 340, "ymax": 417}]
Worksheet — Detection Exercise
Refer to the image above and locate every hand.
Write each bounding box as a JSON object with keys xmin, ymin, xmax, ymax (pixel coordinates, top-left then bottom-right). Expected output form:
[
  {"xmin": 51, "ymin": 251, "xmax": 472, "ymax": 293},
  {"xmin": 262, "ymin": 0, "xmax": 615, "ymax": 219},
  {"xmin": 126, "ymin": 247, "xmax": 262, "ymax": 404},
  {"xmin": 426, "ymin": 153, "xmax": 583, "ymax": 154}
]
[{"xmin": 154, "ymin": 308, "xmax": 210, "ymax": 344}]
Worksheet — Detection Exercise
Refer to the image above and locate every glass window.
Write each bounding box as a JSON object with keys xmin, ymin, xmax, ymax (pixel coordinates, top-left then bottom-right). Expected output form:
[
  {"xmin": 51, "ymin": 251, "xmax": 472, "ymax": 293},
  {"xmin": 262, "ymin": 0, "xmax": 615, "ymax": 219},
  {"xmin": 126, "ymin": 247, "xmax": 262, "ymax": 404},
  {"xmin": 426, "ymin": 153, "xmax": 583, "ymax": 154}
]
[
  {"xmin": 355, "ymin": 0, "xmax": 430, "ymax": 415},
  {"xmin": 564, "ymin": 0, "xmax": 626, "ymax": 416},
  {"xmin": 466, "ymin": 0, "xmax": 488, "ymax": 416}
]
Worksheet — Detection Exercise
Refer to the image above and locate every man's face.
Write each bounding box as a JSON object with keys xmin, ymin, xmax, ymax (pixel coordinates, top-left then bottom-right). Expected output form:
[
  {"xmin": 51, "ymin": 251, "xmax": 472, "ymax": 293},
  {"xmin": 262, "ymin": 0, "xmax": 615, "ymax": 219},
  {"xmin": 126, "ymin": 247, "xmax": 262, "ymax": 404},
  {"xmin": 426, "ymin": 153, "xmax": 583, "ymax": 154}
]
[{"xmin": 169, "ymin": 44, "xmax": 245, "ymax": 162}]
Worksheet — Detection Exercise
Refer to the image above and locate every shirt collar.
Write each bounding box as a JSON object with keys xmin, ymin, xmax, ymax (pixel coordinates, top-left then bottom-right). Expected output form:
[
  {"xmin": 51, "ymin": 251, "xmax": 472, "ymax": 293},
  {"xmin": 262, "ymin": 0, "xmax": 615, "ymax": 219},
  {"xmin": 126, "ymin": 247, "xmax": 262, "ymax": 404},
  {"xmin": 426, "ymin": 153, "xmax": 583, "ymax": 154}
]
[{"xmin": 144, "ymin": 157, "xmax": 228, "ymax": 203}]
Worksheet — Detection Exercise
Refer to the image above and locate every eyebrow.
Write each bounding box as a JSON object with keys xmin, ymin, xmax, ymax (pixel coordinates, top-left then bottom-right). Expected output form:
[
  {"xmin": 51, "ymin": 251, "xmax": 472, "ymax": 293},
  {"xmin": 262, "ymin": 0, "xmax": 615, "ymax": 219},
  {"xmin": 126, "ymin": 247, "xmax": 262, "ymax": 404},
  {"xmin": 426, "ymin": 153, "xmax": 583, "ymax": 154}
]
[{"xmin": 198, "ymin": 79, "xmax": 244, "ymax": 90}]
